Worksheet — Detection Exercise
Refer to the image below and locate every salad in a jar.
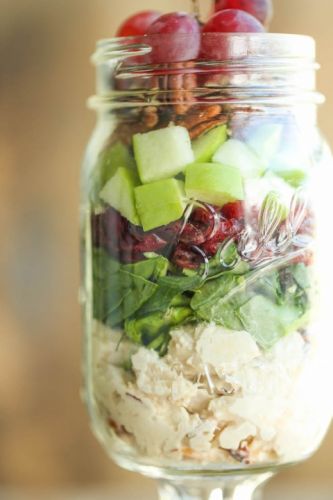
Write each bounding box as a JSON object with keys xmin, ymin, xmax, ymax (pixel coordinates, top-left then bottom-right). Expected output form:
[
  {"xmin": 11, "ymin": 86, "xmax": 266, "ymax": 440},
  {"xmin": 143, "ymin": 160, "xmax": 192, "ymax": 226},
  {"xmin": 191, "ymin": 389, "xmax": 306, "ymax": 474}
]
[{"xmin": 86, "ymin": 1, "xmax": 331, "ymax": 471}]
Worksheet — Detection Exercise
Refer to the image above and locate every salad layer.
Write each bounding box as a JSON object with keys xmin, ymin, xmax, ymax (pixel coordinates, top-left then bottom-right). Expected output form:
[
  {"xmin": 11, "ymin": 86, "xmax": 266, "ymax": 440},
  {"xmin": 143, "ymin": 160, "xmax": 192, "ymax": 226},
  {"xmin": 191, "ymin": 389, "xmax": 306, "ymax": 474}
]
[
  {"xmin": 86, "ymin": 103, "xmax": 322, "ymax": 467},
  {"xmin": 92, "ymin": 319, "xmax": 329, "ymax": 465}
]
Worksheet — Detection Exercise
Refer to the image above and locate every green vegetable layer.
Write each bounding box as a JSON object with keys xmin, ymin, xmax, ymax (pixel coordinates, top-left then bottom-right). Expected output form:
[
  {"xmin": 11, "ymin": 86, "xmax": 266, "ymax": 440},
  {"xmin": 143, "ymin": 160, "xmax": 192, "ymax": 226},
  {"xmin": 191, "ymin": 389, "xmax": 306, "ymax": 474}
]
[{"xmin": 92, "ymin": 243, "xmax": 312, "ymax": 355}]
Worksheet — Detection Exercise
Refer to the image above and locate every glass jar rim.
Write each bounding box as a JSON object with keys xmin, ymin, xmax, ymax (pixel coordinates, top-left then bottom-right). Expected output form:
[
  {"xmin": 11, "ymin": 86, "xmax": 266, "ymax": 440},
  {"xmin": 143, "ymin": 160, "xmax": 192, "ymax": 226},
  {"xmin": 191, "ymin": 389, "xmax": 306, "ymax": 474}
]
[
  {"xmin": 93, "ymin": 33, "xmax": 316, "ymax": 64},
  {"xmin": 90, "ymin": 33, "xmax": 323, "ymax": 110}
]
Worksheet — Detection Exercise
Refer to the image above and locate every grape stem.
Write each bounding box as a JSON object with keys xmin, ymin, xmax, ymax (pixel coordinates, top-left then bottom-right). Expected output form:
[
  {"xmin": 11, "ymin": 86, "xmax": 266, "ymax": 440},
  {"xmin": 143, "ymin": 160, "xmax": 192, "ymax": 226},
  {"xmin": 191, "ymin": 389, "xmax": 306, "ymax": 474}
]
[{"xmin": 191, "ymin": 0, "xmax": 201, "ymax": 20}]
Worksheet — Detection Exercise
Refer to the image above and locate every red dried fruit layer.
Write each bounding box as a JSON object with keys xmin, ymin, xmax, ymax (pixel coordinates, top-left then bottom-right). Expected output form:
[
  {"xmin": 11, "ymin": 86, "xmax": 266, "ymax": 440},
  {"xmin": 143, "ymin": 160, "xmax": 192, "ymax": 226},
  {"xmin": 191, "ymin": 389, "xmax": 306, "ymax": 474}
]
[
  {"xmin": 91, "ymin": 207, "xmax": 168, "ymax": 263},
  {"xmin": 92, "ymin": 204, "xmax": 315, "ymax": 269}
]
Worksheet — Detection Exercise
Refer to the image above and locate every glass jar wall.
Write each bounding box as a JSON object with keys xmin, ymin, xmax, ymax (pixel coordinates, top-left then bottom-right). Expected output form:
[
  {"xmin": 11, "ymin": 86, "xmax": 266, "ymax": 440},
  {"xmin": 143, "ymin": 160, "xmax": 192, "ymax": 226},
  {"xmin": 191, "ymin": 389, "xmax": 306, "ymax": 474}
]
[{"xmin": 81, "ymin": 34, "xmax": 333, "ymax": 485}]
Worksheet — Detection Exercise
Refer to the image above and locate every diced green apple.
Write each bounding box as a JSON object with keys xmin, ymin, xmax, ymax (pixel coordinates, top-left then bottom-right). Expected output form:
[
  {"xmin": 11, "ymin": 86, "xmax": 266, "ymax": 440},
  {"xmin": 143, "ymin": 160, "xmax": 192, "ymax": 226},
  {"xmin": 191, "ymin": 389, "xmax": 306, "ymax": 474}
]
[
  {"xmin": 268, "ymin": 123, "xmax": 310, "ymax": 187},
  {"xmin": 270, "ymin": 166, "xmax": 308, "ymax": 188},
  {"xmin": 100, "ymin": 167, "xmax": 140, "ymax": 225},
  {"xmin": 246, "ymin": 124, "xmax": 282, "ymax": 166},
  {"xmin": 98, "ymin": 142, "xmax": 136, "ymax": 185},
  {"xmin": 192, "ymin": 125, "xmax": 228, "ymax": 162},
  {"xmin": 135, "ymin": 179, "xmax": 186, "ymax": 231},
  {"xmin": 185, "ymin": 163, "xmax": 244, "ymax": 207},
  {"xmin": 133, "ymin": 126, "xmax": 194, "ymax": 184},
  {"xmin": 213, "ymin": 139, "xmax": 265, "ymax": 178}
]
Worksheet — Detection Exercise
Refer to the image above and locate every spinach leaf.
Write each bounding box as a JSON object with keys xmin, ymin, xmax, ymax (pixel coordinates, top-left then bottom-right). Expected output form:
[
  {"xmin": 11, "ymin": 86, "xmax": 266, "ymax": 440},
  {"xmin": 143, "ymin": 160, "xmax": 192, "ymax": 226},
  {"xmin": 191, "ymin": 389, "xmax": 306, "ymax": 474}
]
[
  {"xmin": 237, "ymin": 295, "xmax": 304, "ymax": 350},
  {"xmin": 278, "ymin": 263, "xmax": 311, "ymax": 314},
  {"xmin": 138, "ymin": 273, "xmax": 203, "ymax": 316},
  {"xmin": 191, "ymin": 273, "xmax": 248, "ymax": 329},
  {"xmin": 235, "ymin": 263, "xmax": 311, "ymax": 349},
  {"xmin": 123, "ymin": 256, "xmax": 168, "ymax": 281},
  {"xmin": 125, "ymin": 306, "xmax": 194, "ymax": 355},
  {"xmin": 191, "ymin": 273, "xmax": 243, "ymax": 310},
  {"xmin": 206, "ymin": 242, "xmax": 250, "ymax": 279},
  {"xmin": 92, "ymin": 249, "xmax": 168, "ymax": 327},
  {"xmin": 290, "ymin": 263, "xmax": 311, "ymax": 290},
  {"xmin": 190, "ymin": 258, "xmax": 312, "ymax": 348},
  {"xmin": 158, "ymin": 274, "xmax": 203, "ymax": 291}
]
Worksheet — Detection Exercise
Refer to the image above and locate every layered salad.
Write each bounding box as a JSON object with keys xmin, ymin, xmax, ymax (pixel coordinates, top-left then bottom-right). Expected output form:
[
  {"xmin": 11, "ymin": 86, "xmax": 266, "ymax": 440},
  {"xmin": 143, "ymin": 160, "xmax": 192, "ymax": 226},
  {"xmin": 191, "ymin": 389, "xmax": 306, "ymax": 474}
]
[{"xmin": 85, "ymin": 2, "xmax": 331, "ymax": 470}]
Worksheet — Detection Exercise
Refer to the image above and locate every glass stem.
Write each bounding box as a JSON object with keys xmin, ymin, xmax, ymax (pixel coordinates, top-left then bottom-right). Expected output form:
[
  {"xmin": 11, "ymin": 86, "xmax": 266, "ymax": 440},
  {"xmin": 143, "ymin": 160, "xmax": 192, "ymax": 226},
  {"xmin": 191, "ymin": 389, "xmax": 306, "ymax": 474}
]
[{"xmin": 157, "ymin": 474, "xmax": 272, "ymax": 500}]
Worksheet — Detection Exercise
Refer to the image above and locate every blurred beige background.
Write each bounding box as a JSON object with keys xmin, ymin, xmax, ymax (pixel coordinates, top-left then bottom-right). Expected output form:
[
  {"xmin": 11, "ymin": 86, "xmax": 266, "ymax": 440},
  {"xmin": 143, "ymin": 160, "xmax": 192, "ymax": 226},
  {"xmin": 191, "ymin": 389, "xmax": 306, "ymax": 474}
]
[{"xmin": 0, "ymin": 0, "xmax": 332, "ymax": 498}]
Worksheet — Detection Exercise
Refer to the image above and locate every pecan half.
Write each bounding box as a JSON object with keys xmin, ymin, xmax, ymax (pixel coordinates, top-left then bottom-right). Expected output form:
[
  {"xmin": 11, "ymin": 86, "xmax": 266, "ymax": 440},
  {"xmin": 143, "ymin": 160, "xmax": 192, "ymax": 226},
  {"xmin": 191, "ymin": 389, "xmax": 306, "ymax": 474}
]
[
  {"xmin": 168, "ymin": 62, "xmax": 197, "ymax": 115},
  {"xmin": 177, "ymin": 104, "xmax": 223, "ymax": 129},
  {"xmin": 142, "ymin": 106, "xmax": 159, "ymax": 128},
  {"xmin": 190, "ymin": 116, "xmax": 228, "ymax": 140}
]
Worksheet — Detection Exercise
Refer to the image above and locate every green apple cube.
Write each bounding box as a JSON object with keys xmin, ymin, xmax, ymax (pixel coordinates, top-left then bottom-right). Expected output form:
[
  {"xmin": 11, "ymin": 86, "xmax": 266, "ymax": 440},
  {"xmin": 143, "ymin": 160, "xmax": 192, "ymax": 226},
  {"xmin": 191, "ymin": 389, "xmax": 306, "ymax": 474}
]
[
  {"xmin": 275, "ymin": 169, "xmax": 308, "ymax": 188},
  {"xmin": 135, "ymin": 179, "xmax": 186, "ymax": 231},
  {"xmin": 185, "ymin": 163, "xmax": 244, "ymax": 207},
  {"xmin": 133, "ymin": 126, "xmax": 194, "ymax": 184},
  {"xmin": 247, "ymin": 124, "xmax": 282, "ymax": 166},
  {"xmin": 268, "ymin": 123, "xmax": 310, "ymax": 187},
  {"xmin": 99, "ymin": 142, "xmax": 136, "ymax": 185},
  {"xmin": 192, "ymin": 125, "xmax": 228, "ymax": 162},
  {"xmin": 99, "ymin": 167, "xmax": 140, "ymax": 225},
  {"xmin": 213, "ymin": 139, "xmax": 265, "ymax": 178}
]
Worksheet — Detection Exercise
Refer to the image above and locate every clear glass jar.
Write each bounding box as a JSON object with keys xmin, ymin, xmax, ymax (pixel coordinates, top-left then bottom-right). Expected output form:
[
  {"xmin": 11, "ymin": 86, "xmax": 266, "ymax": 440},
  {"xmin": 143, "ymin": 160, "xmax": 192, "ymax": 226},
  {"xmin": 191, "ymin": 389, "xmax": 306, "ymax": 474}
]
[{"xmin": 81, "ymin": 34, "xmax": 333, "ymax": 499}]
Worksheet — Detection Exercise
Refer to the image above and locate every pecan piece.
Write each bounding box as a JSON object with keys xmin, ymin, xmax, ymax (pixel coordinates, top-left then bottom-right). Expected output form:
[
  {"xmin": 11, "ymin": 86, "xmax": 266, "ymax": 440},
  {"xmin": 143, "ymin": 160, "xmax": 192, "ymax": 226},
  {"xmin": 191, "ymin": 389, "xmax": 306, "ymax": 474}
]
[
  {"xmin": 168, "ymin": 62, "xmax": 197, "ymax": 115},
  {"xmin": 177, "ymin": 104, "xmax": 223, "ymax": 129},
  {"xmin": 142, "ymin": 106, "xmax": 159, "ymax": 128},
  {"xmin": 190, "ymin": 116, "xmax": 228, "ymax": 140}
]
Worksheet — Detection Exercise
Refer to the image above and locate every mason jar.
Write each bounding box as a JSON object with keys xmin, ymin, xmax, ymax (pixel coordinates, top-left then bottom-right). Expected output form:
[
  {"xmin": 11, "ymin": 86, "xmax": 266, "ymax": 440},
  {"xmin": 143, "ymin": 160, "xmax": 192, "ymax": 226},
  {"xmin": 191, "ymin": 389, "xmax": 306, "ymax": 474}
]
[{"xmin": 81, "ymin": 33, "xmax": 333, "ymax": 499}]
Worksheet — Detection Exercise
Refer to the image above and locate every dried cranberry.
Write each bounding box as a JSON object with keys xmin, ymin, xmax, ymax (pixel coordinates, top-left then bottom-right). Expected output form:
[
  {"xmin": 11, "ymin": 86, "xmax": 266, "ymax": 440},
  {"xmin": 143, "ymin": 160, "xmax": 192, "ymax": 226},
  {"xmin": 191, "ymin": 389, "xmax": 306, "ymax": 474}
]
[
  {"xmin": 104, "ymin": 206, "xmax": 126, "ymax": 235},
  {"xmin": 179, "ymin": 206, "xmax": 218, "ymax": 244},
  {"xmin": 154, "ymin": 220, "xmax": 183, "ymax": 243},
  {"xmin": 221, "ymin": 201, "xmax": 245, "ymax": 220},
  {"xmin": 191, "ymin": 206, "xmax": 215, "ymax": 224},
  {"xmin": 91, "ymin": 207, "xmax": 168, "ymax": 263},
  {"xmin": 91, "ymin": 208, "xmax": 125, "ymax": 254},
  {"xmin": 172, "ymin": 244, "xmax": 203, "ymax": 269},
  {"xmin": 179, "ymin": 222, "xmax": 206, "ymax": 245},
  {"xmin": 201, "ymin": 218, "xmax": 243, "ymax": 256},
  {"xmin": 133, "ymin": 233, "xmax": 167, "ymax": 253}
]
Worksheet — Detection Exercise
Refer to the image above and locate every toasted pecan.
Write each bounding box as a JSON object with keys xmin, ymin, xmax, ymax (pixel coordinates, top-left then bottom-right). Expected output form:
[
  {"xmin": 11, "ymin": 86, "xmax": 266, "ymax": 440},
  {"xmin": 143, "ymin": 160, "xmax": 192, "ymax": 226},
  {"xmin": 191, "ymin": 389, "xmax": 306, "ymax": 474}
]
[
  {"xmin": 190, "ymin": 116, "xmax": 228, "ymax": 140},
  {"xmin": 113, "ymin": 121, "xmax": 147, "ymax": 145},
  {"xmin": 142, "ymin": 106, "xmax": 159, "ymax": 128},
  {"xmin": 167, "ymin": 62, "xmax": 197, "ymax": 115},
  {"xmin": 177, "ymin": 104, "xmax": 223, "ymax": 128}
]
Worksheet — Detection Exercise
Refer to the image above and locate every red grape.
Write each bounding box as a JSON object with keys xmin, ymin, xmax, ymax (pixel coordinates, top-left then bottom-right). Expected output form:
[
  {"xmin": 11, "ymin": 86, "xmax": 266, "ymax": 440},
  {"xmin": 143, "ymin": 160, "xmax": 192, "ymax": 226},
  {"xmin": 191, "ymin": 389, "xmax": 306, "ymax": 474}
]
[
  {"xmin": 146, "ymin": 12, "xmax": 201, "ymax": 63},
  {"xmin": 203, "ymin": 9, "xmax": 265, "ymax": 33},
  {"xmin": 214, "ymin": 0, "xmax": 273, "ymax": 27},
  {"xmin": 201, "ymin": 9, "xmax": 265, "ymax": 59},
  {"xmin": 116, "ymin": 10, "xmax": 161, "ymax": 37}
]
